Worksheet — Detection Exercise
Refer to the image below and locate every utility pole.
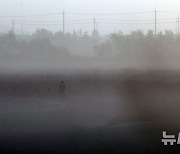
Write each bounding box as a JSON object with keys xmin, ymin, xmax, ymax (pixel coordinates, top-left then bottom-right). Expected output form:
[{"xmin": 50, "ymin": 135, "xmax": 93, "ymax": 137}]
[
  {"xmin": 96, "ymin": 22, "xmax": 98, "ymax": 32},
  {"xmin": 93, "ymin": 18, "xmax": 96, "ymax": 40},
  {"xmin": 114, "ymin": 26, "xmax": 117, "ymax": 33},
  {"xmin": 63, "ymin": 11, "xmax": 65, "ymax": 40},
  {"xmin": 155, "ymin": 8, "xmax": 157, "ymax": 36},
  {"xmin": 178, "ymin": 14, "xmax": 180, "ymax": 37},
  {"xmin": 176, "ymin": 21, "xmax": 178, "ymax": 35},
  {"xmin": 21, "ymin": 23, "xmax": 24, "ymax": 35},
  {"xmin": 12, "ymin": 19, "xmax": 15, "ymax": 34}
]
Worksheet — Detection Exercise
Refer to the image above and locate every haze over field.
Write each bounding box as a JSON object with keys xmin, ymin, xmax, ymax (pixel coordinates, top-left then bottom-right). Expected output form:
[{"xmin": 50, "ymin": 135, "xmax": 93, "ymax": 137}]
[
  {"xmin": 1, "ymin": 1, "xmax": 180, "ymax": 153},
  {"xmin": 0, "ymin": 1, "xmax": 180, "ymax": 73},
  {"xmin": 0, "ymin": 0, "xmax": 180, "ymax": 73}
]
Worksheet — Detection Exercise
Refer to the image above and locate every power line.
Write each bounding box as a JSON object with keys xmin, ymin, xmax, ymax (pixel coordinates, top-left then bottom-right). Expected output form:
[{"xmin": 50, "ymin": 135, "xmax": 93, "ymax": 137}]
[
  {"xmin": 9, "ymin": 21, "xmax": 175, "ymax": 26},
  {"xmin": 97, "ymin": 21, "xmax": 176, "ymax": 25},
  {"xmin": 157, "ymin": 11, "xmax": 180, "ymax": 14},
  {"xmin": 66, "ymin": 22, "xmax": 93, "ymax": 25},
  {"xmin": 15, "ymin": 20, "xmax": 63, "ymax": 24},
  {"xmin": 0, "ymin": 23, "xmax": 12, "ymax": 25},
  {"xmin": 0, "ymin": 11, "xmax": 154, "ymax": 18},
  {"xmin": 97, "ymin": 18, "xmax": 176, "ymax": 22},
  {"xmin": 14, "ymin": 22, "xmax": 92, "ymax": 26},
  {"xmin": 23, "ymin": 23, "xmax": 63, "ymax": 26},
  {"xmin": 67, "ymin": 11, "xmax": 154, "ymax": 15},
  {"xmin": 1, "ymin": 10, "xmax": 180, "ymax": 34},
  {"xmin": 10, "ymin": 18, "xmax": 176, "ymax": 26},
  {"xmin": 0, "ymin": 13, "xmax": 62, "ymax": 18},
  {"xmin": 8, "ymin": 19, "xmax": 93, "ymax": 24},
  {"xmin": 1, "ymin": 10, "xmax": 180, "ymax": 18}
]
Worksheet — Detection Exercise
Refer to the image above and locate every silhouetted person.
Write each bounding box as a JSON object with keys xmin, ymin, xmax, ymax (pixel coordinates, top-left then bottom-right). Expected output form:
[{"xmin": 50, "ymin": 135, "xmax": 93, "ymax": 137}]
[{"xmin": 59, "ymin": 81, "xmax": 66, "ymax": 96}]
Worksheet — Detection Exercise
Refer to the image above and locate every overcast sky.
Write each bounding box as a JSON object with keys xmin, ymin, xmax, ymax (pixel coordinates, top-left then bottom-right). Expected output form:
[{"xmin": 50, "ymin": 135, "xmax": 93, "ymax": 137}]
[{"xmin": 0, "ymin": 0, "xmax": 180, "ymax": 34}]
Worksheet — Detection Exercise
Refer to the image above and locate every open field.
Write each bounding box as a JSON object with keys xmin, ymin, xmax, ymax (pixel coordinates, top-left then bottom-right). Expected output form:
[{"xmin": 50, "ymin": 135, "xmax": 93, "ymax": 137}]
[{"xmin": 0, "ymin": 71, "xmax": 180, "ymax": 153}]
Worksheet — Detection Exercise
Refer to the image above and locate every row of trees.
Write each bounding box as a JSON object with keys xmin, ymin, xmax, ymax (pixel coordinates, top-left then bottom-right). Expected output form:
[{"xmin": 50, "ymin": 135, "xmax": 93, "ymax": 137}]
[
  {"xmin": 1, "ymin": 28, "xmax": 180, "ymax": 60},
  {"xmin": 110, "ymin": 30, "xmax": 180, "ymax": 57}
]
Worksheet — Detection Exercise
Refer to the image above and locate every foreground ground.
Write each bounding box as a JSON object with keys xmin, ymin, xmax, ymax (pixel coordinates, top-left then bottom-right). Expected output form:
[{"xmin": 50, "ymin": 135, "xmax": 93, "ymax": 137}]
[{"xmin": 0, "ymin": 71, "xmax": 180, "ymax": 153}]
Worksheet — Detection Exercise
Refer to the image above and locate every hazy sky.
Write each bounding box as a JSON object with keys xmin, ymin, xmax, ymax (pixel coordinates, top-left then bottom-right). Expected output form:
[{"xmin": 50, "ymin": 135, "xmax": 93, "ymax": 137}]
[{"xmin": 0, "ymin": 0, "xmax": 180, "ymax": 34}]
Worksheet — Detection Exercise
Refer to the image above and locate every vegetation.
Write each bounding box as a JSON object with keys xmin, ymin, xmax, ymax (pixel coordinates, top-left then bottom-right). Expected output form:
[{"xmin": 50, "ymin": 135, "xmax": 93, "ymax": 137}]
[{"xmin": 1, "ymin": 29, "xmax": 180, "ymax": 71}]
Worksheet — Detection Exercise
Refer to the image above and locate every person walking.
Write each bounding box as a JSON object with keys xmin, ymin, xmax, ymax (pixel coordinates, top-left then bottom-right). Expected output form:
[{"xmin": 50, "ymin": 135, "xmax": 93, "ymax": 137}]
[{"xmin": 59, "ymin": 81, "xmax": 66, "ymax": 96}]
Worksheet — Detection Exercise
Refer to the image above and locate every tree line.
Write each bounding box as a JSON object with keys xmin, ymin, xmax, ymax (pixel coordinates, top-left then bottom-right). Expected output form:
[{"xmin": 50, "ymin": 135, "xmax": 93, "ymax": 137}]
[{"xmin": 0, "ymin": 29, "xmax": 180, "ymax": 61}]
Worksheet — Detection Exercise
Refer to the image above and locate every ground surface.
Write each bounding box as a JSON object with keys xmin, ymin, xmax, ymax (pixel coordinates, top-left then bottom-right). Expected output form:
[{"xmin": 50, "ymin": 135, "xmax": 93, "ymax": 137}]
[{"xmin": 0, "ymin": 72, "xmax": 180, "ymax": 153}]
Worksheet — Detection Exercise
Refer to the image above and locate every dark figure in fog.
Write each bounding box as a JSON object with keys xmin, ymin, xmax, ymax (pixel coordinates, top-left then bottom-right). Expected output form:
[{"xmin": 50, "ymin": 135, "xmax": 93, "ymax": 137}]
[{"xmin": 59, "ymin": 81, "xmax": 66, "ymax": 96}]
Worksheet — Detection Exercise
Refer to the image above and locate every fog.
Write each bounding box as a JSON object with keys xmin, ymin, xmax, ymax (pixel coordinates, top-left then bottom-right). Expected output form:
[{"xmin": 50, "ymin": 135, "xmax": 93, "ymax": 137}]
[
  {"xmin": 1, "ymin": 0, "xmax": 180, "ymax": 153},
  {"xmin": 1, "ymin": 29, "xmax": 180, "ymax": 74}
]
